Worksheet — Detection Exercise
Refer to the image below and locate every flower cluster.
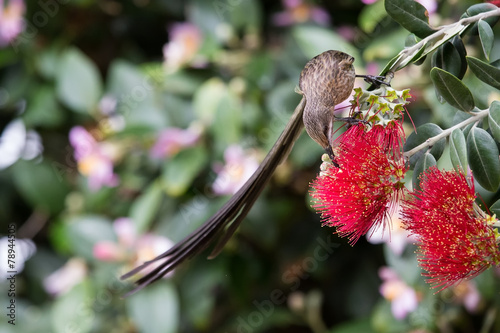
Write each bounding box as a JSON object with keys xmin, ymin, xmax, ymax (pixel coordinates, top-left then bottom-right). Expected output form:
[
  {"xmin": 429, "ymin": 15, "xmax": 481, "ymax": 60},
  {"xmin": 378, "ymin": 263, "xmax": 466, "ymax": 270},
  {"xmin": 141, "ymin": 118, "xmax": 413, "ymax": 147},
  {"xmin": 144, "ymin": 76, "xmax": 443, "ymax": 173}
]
[
  {"xmin": 401, "ymin": 167, "xmax": 500, "ymax": 291},
  {"xmin": 310, "ymin": 85, "xmax": 410, "ymax": 244},
  {"xmin": 310, "ymin": 84, "xmax": 500, "ymax": 292},
  {"xmin": 69, "ymin": 126, "xmax": 120, "ymax": 191},
  {"xmin": 0, "ymin": 0, "xmax": 25, "ymax": 48}
]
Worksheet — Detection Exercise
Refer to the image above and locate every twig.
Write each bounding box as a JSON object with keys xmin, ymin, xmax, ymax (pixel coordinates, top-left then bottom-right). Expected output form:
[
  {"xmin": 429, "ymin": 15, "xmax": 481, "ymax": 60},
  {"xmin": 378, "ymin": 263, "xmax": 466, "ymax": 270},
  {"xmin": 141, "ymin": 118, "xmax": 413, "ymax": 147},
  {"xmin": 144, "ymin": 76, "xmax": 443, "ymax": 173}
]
[{"xmin": 403, "ymin": 109, "xmax": 489, "ymax": 159}]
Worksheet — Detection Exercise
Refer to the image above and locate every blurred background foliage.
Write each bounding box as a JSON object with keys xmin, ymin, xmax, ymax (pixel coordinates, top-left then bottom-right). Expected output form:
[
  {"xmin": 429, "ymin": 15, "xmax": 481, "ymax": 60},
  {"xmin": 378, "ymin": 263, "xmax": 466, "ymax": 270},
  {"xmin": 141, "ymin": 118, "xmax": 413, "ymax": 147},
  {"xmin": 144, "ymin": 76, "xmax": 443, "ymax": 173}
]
[{"xmin": 0, "ymin": 0, "xmax": 500, "ymax": 332}]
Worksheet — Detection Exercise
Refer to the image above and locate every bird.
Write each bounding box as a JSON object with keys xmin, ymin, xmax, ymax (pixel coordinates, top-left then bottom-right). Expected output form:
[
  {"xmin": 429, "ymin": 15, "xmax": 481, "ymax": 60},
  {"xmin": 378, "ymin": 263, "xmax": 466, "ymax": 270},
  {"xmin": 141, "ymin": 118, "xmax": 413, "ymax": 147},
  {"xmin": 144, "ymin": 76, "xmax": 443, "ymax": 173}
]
[{"xmin": 121, "ymin": 50, "xmax": 359, "ymax": 294}]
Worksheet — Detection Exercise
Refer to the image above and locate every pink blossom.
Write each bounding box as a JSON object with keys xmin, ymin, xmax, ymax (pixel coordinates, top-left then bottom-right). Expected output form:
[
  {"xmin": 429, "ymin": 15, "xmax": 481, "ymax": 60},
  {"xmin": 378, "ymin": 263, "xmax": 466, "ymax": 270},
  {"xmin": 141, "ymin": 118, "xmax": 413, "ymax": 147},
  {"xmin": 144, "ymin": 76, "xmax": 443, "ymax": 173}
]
[
  {"xmin": 273, "ymin": 0, "xmax": 330, "ymax": 26},
  {"xmin": 212, "ymin": 145, "xmax": 259, "ymax": 195},
  {"xmin": 43, "ymin": 258, "xmax": 87, "ymax": 296},
  {"xmin": 93, "ymin": 218, "xmax": 175, "ymax": 278},
  {"xmin": 163, "ymin": 22, "xmax": 202, "ymax": 70},
  {"xmin": 0, "ymin": 0, "xmax": 25, "ymax": 47},
  {"xmin": 150, "ymin": 126, "xmax": 201, "ymax": 159},
  {"xmin": 379, "ymin": 267, "xmax": 419, "ymax": 320},
  {"xmin": 69, "ymin": 126, "xmax": 119, "ymax": 191}
]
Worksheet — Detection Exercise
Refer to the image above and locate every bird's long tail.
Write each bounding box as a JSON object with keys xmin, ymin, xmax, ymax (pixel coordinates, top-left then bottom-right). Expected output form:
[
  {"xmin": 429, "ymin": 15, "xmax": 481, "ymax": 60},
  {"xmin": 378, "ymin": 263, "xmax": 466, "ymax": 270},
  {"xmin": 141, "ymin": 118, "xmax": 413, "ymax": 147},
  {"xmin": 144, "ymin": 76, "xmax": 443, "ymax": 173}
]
[{"xmin": 121, "ymin": 97, "xmax": 306, "ymax": 295}]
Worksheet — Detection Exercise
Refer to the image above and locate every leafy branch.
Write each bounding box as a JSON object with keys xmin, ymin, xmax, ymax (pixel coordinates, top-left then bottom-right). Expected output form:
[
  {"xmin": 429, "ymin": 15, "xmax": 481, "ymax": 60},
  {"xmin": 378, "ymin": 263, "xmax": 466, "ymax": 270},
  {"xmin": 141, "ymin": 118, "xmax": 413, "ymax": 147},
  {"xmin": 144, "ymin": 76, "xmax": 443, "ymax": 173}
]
[
  {"xmin": 381, "ymin": 4, "xmax": 500, "ymax": 75},
  {"xmin": 403, "ymin": 108, "xmax": 489, "ymax": 159},
  {"xmin": 379, "ymin": 1, "xmax": 500, "ymax": 193}
]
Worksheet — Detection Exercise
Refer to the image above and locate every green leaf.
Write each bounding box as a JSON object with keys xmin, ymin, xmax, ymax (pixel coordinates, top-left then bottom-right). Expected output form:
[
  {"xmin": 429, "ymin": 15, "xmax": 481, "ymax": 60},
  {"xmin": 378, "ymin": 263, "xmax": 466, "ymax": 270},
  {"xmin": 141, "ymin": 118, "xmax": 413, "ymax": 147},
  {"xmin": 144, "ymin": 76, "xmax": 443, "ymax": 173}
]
[
  {"xmin": 413, "ymin": 152, "xmax": 437, "ymax": 191},
  {"xmin": 292, "ymin": 25, "xmax": 360, "ymax": 61},
  {"xmin": 430, "ymin": 67, "xmax": 475, "ymax": 112},
  {"xmin": 107, "ymin": 60, "xmax": 167, "ymax": 129},
  {"xmin": 52, "ymin": 281, "xmax": 93, "ymax": 333},
  {"xmin": 55, "ymin": 48, "xmax": 102, "ymax": 113},
  {"xmin": 193, "ymin": 78, "xmax": 228, "ymax": 124},
  {"xmin": 462, "ymin": 3, "xmax": 500, "ymax": 35},
  {"xmin": 467, "ymin": 56, "xmax": 500, "ymax": 90},
  {"xmin": 478, "ymin": 20, "xmax": 494, "ymax": 60},
  {"xmin": 162, "ymin": 146, "xmax": 208, "ymax": 197},
  {"xmin": 127, "ymin": 282, "xmax": 179, "ymax": 333},
  {"xmin": 379, "ymin": 53, "xmax": 403, "ymax": 77},
  {"xmin": 12, "ymin": 160, "xmax": 70, "ymax": 214},
  {"xmin": 211, "ymin": 89, "xmax": 243, "ymax": 149},
  {"xmin": 467, "ymin": 127, "xmax": 500, "ymax": 192},
  {"xmin": 65, "ymin": 215, "xmax": 116, "ymax": 260},
  {"xmin": 449, "ymin": 129, "xmax": 468, "ymax": 173},
  {"xmin": 488, "ymin": 101, "xmax": 500, "ymax": 141},
  {"xmin": 129, "ymin": 180, "xmax": 163, "ymax": 233},
  {"xmin": 451, "ymin": 36, "xmax": 468, "ymax": 79},
  {"xmin": 431, "ymin": 42, "xmax": 464, "ymax": 79},
  {"xmin": 359, "ymin": 0, "xmax": 387, "ymax": 33},
  {"xmin": 404, "ymin": 123, "xmax": 445, "ymax": 168},
  {"xmin": 490, "ymin": 199, "xmax": 500, "ymax": 217},
  {"xmin": 24, "ymin": 86, "xmax": 64, "ymax": 128},
  {"xmin": 384, "ymin": 0, "xmax": 435, "ymax": 38}
]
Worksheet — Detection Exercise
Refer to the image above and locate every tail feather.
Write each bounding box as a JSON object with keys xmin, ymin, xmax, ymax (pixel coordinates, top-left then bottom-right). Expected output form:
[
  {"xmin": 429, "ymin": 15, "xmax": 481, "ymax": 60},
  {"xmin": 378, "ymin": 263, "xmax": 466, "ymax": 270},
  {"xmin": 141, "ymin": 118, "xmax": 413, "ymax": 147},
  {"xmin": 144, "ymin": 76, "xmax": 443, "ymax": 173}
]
[{"xmin": 121, "ymin": 97, "xmax": 306, "ymax": 295}]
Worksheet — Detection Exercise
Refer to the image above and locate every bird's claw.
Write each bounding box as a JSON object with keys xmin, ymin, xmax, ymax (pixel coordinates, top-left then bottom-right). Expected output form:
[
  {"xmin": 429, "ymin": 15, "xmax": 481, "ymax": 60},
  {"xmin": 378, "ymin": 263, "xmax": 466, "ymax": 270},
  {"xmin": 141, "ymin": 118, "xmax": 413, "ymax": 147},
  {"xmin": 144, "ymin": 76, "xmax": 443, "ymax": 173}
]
[{"xmin": 356, "ymin": 75, "xmax": 391, "ymax": 88}]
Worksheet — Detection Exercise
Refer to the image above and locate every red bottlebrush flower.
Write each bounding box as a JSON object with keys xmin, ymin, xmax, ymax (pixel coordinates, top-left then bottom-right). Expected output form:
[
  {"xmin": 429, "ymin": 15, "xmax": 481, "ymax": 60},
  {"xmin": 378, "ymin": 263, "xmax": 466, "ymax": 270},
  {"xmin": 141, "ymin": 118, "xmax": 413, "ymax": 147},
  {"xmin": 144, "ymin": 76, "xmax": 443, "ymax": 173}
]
[
  {"xmin": 401, "ymin": 167, "xmax": 500, "ymax": 291},
  {"xmin": 310, "ymin": 124, "xmax": 407, "ymax": 244}
]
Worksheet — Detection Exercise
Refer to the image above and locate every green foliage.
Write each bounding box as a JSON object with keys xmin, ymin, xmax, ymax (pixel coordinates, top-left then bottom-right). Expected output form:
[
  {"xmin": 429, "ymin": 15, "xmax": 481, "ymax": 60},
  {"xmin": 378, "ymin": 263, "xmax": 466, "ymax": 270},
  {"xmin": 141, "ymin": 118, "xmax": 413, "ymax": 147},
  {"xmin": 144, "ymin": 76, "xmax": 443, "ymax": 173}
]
[
  {"xmin": 404, "ymin": 123, "xmax": 445, "ymax": 168},
  {"xmin": 430, "ymin": 67, "xmax": 475, "ymax": 112},
  {"xmin": 56, "ymin": 48, "xmax": 103, "ymax": 113},
  {"xmin": 385, "ymin": 0, "xmax": 435, "ymax": 38},
  {"xmin": 413, "ymin": 152, "xmax": 437, "ymax": 191},
  {"xmin": 467, "ymin": 127, "xmax": 500, "ymax": 192},
  {"xmin": 449, "ymin": 128, "xmax": 468, "ymax": 173},
  {"xmin": 127, "ymin": 282, "xmax": 180, "ymax": 333}
]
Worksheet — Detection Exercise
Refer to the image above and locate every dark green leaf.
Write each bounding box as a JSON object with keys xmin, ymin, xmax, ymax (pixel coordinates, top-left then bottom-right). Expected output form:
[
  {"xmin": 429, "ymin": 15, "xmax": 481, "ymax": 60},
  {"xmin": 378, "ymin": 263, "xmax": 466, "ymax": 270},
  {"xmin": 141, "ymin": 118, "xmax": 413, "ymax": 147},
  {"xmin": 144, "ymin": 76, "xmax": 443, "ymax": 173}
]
[
  {"xmin": 378, "ymin": 53, "xmax": 403, "ymax": 77},
  {"xmin": 12, "ymin": 160, "xmax": 70, "ymax": 214},
  {"xmin": 162, "ymin": 146, "xmax": 208, "ymax": 197},
  {"xmin": 329, "ymin": 319, "xmax": 375, "ymax": 333},
  {"xmin": 127, "ymin": 282, "xmax": 179, "ymax": 333},
  {"xmin": 413, "ymin": 152, "xmax": 437, "ymax": 191},
  {"xmin": 55, "ymin": 48, "xmax": 102, "ymax": 113},
  {"xmin": 449, "ymin": 129, "xmax": 468, "ymax": 173},
  {"xmin": 430, "ymin": 67, "xmax": 475, "ymax": 112},
  {"xmin": 462, "ymin": 3, "xmax": 500, "ymax": 35},
  {"xmin": 24, "ymin": 86, "xmax": 64, "ymax": 128},
  {"xmin": 385, "ymin": 0, "xmax": 435, "ymax": 38},
  {"xmin": 129, "ymin": 180, "xmax": 163, "ymax": 233},
  {"xmin": 490, "ymin": 199, "xmax": 500, "ymax": 217},
  {"xmin": 451, "ymin": 36, "xmax": 468, "ymax": 79},
  {"xmin": 414, "ymin": 54, "xmax": 427, "ymax": 66},
  {"xmin": 489, "ymin": 101, "xmax": 500, "ymax": 141},
  {"xmin": 478, "ymin": 20, "xmax": 494, "ymax": 60},
  {"xmin": 467, "ymin": 127, "xmax": 500, "ymax": 191},
  {"xmin": 491, "ymin": 59, "xmax": 500, "ymax": 68},
  {"xmin": 431, "ymin": 42, "xmax": 463, "ymax": 79},
  {"xmin": 404, "ymin": 123, "xmax": 445, "ymax": 168},
  {"xmin": 467, "ymin": 56, "xmax": 500, "ymax": 90}
]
